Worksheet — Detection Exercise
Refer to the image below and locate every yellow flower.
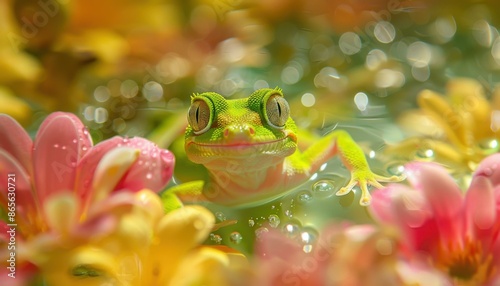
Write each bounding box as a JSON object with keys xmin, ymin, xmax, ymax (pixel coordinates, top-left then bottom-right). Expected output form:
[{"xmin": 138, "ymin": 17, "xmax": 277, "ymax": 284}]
[
  {"xmin": 31, "ymin": 190, "xmax": 248, "ymax": 286},
  {"xmin": 388, "ymin": 78, "xmax": 500, "ymax": 175}
]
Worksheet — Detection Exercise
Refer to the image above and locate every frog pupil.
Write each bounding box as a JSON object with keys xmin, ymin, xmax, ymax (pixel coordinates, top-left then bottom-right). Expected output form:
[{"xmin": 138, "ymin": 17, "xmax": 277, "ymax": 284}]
[
  {"xmin": 277, "ymin": 101, "xmax": 282, "ymax": 117},
  {"xmin": 195, "ymin": 105, "xmax": 200, "ymax": 124}
]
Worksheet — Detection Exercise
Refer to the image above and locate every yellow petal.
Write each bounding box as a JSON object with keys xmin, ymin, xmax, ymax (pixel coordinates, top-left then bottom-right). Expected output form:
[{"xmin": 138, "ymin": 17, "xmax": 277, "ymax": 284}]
[
  {"xmin": 447, "ymin": 78, "xmax": 493, "ymax": 140},
  {"xmin": 169, "ymin": 247, "xmax": 231, "ymax": 286},
  {"xmin": 41, "ymin": 246, "xmax": 123, "ymax": 286},
  {"xmin": 134, "ymin": 189, "xmax": 165, "ymax": 223},
  {"xmin": 146, "ymin": 206, "xmax": 215, "ymax": 284},
  {"xmin": 44, "ymin": 193, "xmax": 79, "ymax": 236},
  {"xmin": 418, "ymin": 89, "xmax": 469, "ymax": 148},
  {"xmin": 92, "ymin": 147, "xmax": 139, "ymax": 202}
]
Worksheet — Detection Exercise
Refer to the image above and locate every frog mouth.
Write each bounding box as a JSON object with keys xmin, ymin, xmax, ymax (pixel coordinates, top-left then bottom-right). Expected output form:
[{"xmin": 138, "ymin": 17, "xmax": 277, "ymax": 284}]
[{"xmin": 186, "ymin": 134, "xmax": 297, "ymax": 159}]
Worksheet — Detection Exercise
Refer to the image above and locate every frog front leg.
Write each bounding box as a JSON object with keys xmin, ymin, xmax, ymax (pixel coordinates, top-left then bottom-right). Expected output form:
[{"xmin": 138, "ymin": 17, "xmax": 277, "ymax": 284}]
[{"xmin": 289, "ymin": 129, "xmax": 405, "ymax": 206}]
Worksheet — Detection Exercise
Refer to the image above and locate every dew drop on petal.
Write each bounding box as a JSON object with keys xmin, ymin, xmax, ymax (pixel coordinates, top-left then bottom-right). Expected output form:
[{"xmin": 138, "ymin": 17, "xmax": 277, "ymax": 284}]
[
  {"xmin": 146, "ymin": 173, "xmax": 153, "ymax": 179},
  {"xmin": 61, "ymin": 145, "xmax": 67, "ymax": 150},
  {"xmin": 268, "ymin": 214, "xmax": 280, "ymax": 228},
  {"xmin": 53, "ymin": 144, "xmax": 59, "ymax": 148},
  {"xmin": 229, "ymin": 232, "xmax": 242, "ymax": 244}
]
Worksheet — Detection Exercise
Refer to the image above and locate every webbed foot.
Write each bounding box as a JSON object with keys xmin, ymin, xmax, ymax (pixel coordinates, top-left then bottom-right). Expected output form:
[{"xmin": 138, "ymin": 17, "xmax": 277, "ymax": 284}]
[{"xmin": 336, "ymin": 170, "xmax": 405, "ymax": 206}]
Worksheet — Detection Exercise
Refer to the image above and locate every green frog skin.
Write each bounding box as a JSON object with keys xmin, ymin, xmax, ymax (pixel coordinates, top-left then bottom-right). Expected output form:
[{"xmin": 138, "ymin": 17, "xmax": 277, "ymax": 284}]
[{"xmin": 163, "ymin": 88, "xmax": 403, "ymax": 209}]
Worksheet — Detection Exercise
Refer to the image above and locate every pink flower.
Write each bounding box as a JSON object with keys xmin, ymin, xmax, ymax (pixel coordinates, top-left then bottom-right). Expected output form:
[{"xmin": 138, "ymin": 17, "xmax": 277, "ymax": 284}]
[
  {"xmin": 253, "ymin": 223, "xmax": 416, "ymax": 286},
  {"xmin": 370, "ymin": 154, "xmax": 500, "ymax": 285},
  {"xmin": 0, "ymin": 112, "xmax": 174, "ymax": 238}
]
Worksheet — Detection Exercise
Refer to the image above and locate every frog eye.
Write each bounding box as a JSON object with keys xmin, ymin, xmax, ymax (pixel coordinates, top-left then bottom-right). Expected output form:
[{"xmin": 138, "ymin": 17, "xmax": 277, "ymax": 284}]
[
  {"xmin": 188, "ymin": 99, "xmax": 212, "ymax": 134},
  {"xmin": 265, "ymin": 94, "xmax": 290, "ymax": 128}
]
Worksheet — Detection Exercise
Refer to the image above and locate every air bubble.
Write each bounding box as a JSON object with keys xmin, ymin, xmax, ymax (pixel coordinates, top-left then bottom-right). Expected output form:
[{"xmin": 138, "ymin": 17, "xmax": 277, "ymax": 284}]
[
  {"xmin": 311, "ymin": 180, "xmax": 335, "ymax": 198},
  {"xmin": 268, "ymin": 214, "xmax": 280, "ymax": 228},
  {"xmin": 297, "ymin": 191, "xmax": 313, "ymax": 203},
  {"xmin": 300, "ymin": 227, "xmax": 318, "ymax": 245},
  {"xmin": 210, "ymin": 233, "xmax": 222, "ymax": 244},
  {"xmin": 282, "ymin": 222, "xmax": 301, "ymax": 239},
  {"xmin": 386, "ymin": 162, "xmax": 405, "ymax": 176},
  {"xmin": 248, "ymin": 219, "xmax": 255, "ymax": 227},
  {"xmin": 255, "ymin": 227, "xmax": 269, "ymax": 239},
  {"xmin": 302, "ymin": 244, "xmax": 313, "ymax": 253},
  {"xmin": 415, "ymin": 149, "xmax": 435, "ymax": 160},
  {"xmin": 229, "ymin": 232, "xmax": 242, "ymax": 244},
  {"xmin": 215, "ymin": 212, "xmax": 226, "ymax": 222}
]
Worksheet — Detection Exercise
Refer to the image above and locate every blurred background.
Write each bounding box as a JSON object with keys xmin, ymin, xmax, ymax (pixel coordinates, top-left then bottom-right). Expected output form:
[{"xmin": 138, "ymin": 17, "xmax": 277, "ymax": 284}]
[{"xmin": 2, "ymin": 0, "xmax": 500, "ymax": 254}]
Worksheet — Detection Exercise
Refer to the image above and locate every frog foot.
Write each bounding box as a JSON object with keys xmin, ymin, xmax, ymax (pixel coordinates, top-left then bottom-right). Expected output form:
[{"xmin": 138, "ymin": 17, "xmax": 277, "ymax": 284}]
[{"xmin": 336, "ymin": 170, "xmax": 405, "ymax": 206}]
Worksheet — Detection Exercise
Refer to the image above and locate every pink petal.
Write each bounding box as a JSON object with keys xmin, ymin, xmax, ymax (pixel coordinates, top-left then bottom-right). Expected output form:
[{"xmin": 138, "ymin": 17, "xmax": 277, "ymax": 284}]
[
  {"xmin": 474, "ymin": 153, "xmax": 500, "ymax": 187},
  {"xmin": 0, "ymin": 150, "xmax": 39, "ymax": 228},
  {"xmin": 465, "ymin": 176, "xmax": 496, "ymax": 231},
  {"xmin": 405, "ymin": 162, "xmax": 463, "ymax": 243},
  {"xmin": 74, "ymin": 136, "xmax": 125, "ymax": 203},
  {"xmin": 113, "ymin": 137, "xmax": 174, "ymax": 193},
  {"xmin": 0, "ymin": 114, "xmax": 33, "ymax": 175},
  {"xmin": 33, "ymin": 113, "xmax": 92, "ymax": 204},
  {"xmin": 370, "ymin": 184, "xmax": 412, "ymax": 225},
  {"xmin": 370, "ymin": 183, "xmax": 438, "ymax": 254},
  {"xmin": 255, "ymin": 229, "xmax": 302, "ymax": 260}
]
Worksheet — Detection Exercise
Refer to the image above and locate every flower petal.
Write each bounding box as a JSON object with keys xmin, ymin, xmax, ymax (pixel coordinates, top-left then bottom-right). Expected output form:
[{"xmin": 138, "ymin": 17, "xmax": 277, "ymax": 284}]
[
  {"xmin": 91, "ymin": 147, "xmax": 140, "ymax": 203},
  {"xmin": 0, "ymin": 149, "xmax": 39, "ymax": 230},
  {"xmin": 33, "ymin": 112, "xmax": 92, "ymax": 204},
  {"xmin": 474, "ymin": 153, "xmax": 500, "ymax": 187},
  {"xmin": 114, "ymin": 137, "xmax": 175, "ymax": 193},
  {"xmin": 44, "ymin": 193, "xmax": 79, "ymax": 236},
  {"xmin": 152, "ymin": 205, "xmax": 214, "ymax": 282},
  {"xmin": 74, "ymin": 136, "xmax": 125, "ymax": 203},
  {"xmin": 370, "ymin": 184, "xmax": 411, "ymax": 225},
  {"xmin": 406, "ymin": 162, "xmax": 463, "ymax": 244},
  {"xmin": 0, "ymin": 114, "xmax": 32, "ymax": 175},
  {"xmin": 465, "ymin": 175, "xmax": 496, "ymax": 231}
]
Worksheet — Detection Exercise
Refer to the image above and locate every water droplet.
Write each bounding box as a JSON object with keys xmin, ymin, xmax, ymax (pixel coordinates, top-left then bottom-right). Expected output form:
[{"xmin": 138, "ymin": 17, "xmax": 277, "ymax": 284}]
[
  {"xmin": 146, "ymin": 173, "xmax": 153, "ymax": 179},
  {"xmin": 386, "ymin": 162, "xmax": 405, "ymax": 176},
  {"xmin": 82, "ymin": 146, "xmax": 88, "ymax": 151},
  {"xmin": 248, "ymin": 219, "xmax": 255, "ymax": 227},
  {"xmin": 215, "ymin": 212, "xmax": 226, "ymax": 222},
  {"xmin": 268, "ymin": 214, "xmax": 280, "ymax": 228},
  {"xmin": 53, "ymin": 144, "xmax": 59, "ymax": 148},
  {"xmin": 210, "ymin": 233, "xmax": 222, "ymax": 244},
  {"xmin": 302, "ymin": 244, "xmax": 313, "ymax": 253},
  {"xmin": 61, "ymin": 145, "xmax": 67, "ymax": 150},
  {"xmin": 72, "ymin": 139, "xmax": 78, "ymax": 144},
  {"xmin": 284, "ymin": 209, "xmax": 293, "ymax": 218},
  {"xmin": 282, "ymin": 222, "xmax": 301, "ymax": 239},
  {"xmin": 311, "ymin": 180, "xmax": 335, "ymax": 198},
  {"xmin": 415, "ymin": 149, "xmax": 435, "ymax": 160},
  {"xmin": 479, "ymin": 138, "xmax": 499, "ymax": 153},
  {"xmin": 255, "ymin": 227, "xmax": 269, "ymax": 239},
  {"xmin": 300, "ymin": 227, "xmax": 318, "ymax": 245},
  {"xmin": 229, "ymin": 232, "xmax": 242, "ymax": 244},
  {"xmin": 297, "ymin": 190, "xmax": 313, "ymax": 203}
]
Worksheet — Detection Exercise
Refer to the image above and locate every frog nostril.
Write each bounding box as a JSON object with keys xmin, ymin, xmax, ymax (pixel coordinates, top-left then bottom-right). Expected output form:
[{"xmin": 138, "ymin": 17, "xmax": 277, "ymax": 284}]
[
  {"xmin": 224, "ymin": 128, "xmax": 230, "ymax": 138},
  {"xmin": 248, "ymin": 127, "xmax": 255, "ymax": 136}
]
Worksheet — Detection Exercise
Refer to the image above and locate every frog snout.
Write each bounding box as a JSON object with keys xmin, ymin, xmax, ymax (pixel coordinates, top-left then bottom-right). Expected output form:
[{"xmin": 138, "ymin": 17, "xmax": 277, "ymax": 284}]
[{"xmin": 223, "ymin": 124, "xmax": 256, "ymax": 142}]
